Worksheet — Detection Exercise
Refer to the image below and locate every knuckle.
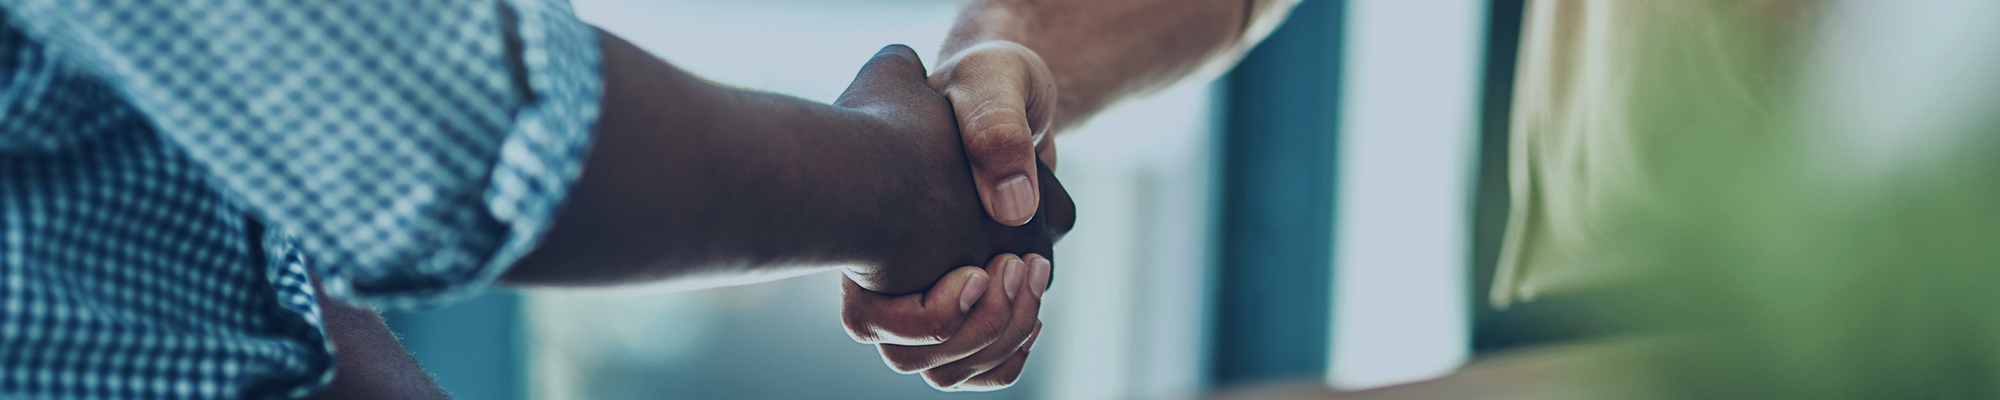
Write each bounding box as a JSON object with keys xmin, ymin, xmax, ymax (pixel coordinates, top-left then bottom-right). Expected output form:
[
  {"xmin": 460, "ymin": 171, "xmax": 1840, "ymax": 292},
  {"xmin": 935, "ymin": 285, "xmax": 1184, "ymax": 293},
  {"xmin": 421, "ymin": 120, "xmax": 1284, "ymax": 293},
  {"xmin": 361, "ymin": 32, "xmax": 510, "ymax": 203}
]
[
  {"xmin": 893, "ymin": 311, "xmax": 955, "ymax": 344},
  {"xmin": 964, "ymin": 120, "xmax": 1035, "ymax": 166},
  {"xmin": 955, "ymin": 318, "xmax": 998, "ymax": 343},
  {"xmin": 967, "ymin": 118, "xmax": 1031, "ymax": 148},
  {"xmin": 907, "ymin": 331, "xmax": 950, "ymax": 346},
  {"xmin": 882, "ymin": 352, "xmax": 931, "ymax": 374},
  {"xmin": 866, "ymin": 316, "xmax": 953, "ymax": 345},
  {"xmin": 840, "ymin": 310, "xmax": 886, "ymax": 343},
  {"xmin": 918, "ymin": 318, "xmax": 954, "ymax": 343}
]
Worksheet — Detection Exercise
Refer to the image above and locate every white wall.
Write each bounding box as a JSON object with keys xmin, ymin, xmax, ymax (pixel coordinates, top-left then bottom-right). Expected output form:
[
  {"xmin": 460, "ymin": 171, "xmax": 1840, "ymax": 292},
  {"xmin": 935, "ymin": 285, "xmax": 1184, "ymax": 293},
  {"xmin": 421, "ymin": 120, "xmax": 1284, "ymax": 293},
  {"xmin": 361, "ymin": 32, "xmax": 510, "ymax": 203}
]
[
  {"xmin": 1327, "ymin": 0, "xmax": 1484, "ymax": 391},
  {"xmin": 1034, "ymin": 80, "xmax": 1217, "ymax": 400}
]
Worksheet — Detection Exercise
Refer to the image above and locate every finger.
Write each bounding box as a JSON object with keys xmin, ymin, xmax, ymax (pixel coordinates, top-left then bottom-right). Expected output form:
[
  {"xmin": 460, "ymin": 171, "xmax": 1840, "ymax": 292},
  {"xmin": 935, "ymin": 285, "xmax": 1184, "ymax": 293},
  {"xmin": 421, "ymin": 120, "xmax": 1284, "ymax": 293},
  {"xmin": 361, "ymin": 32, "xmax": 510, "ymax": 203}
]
[
  {"xmin": 931, "ymin": 41, "xmax": 1058, "ymax": 227},
  {"xmin": 950, "ymin": 324, "xmax": 1040, "ymax": 392},
  {"xmin": 1025, "ymin": 253, "xmax": 1052, "ymax": 299},
  {"xmin": 916, "ymin": 255, "xmax": 1047, "ymax": 388},
  {"xmin": 841, "ymin": 266, "xmax": 986, "ymax": 345},
  {"xmin": 878, "ymin": 254, "xmax": 1025, "ymax": 374},
  {"xmin": 835, "ymin": 44, "xmax": 930, "ymax": 108}
]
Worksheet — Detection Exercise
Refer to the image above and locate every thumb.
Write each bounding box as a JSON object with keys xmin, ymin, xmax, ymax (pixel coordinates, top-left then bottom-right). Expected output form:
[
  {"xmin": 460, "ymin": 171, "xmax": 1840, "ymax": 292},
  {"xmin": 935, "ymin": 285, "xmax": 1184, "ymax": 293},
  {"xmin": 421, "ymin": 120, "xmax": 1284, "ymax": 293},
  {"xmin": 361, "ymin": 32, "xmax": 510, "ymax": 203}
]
[
  {"xmin": 840, "ymin": 266, "xmax": 987, "ymax": 345},
  {"xmin": 930, "ymin": 41, "xmax": 1058, "ymax": 227}
]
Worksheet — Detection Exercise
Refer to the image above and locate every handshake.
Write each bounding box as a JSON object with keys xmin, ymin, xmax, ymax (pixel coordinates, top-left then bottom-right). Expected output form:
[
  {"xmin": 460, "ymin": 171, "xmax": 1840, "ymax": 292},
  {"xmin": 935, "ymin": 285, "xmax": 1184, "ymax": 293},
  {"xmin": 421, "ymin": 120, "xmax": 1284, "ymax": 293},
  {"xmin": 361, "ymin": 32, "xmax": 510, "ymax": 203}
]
[
  {"xmin": 509, "ymin": 38, "xmax": 1074, "ymax": 391},
  {"xmin": 829, "ymin": 43, "xmax": 1076, "ymax": 390},
  {"xmin": 830, "ymin": 43, "xmax": 1074, "ymax": 295}
]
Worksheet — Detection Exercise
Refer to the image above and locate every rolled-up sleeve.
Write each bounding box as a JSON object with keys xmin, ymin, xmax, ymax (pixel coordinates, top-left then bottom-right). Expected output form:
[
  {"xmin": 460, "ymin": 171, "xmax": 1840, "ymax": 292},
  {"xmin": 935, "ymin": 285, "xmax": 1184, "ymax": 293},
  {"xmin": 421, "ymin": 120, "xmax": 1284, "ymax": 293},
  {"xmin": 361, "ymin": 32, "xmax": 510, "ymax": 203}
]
[{"xmin": 0, "ymin": 0, "xmax": 604, "ymax": 308}]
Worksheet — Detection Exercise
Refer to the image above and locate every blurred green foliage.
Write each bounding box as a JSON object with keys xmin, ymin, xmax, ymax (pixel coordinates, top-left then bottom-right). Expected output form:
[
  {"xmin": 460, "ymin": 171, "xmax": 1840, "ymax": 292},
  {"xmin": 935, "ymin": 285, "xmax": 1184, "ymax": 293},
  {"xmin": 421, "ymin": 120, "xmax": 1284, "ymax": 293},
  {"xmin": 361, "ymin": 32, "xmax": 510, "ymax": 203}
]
[{"xmin": 1575, "ymin": 2, "xmax": 2000, "ymax": 398}]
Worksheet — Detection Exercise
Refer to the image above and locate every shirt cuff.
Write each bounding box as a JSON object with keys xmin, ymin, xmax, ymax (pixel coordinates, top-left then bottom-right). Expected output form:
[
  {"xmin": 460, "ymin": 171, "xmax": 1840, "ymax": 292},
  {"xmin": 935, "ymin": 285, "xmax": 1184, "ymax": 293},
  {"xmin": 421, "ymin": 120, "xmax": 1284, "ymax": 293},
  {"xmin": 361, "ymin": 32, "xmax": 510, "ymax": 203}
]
[{"xmin": 323, "ymin": 0, "xmax": 602, "ymax": 309}]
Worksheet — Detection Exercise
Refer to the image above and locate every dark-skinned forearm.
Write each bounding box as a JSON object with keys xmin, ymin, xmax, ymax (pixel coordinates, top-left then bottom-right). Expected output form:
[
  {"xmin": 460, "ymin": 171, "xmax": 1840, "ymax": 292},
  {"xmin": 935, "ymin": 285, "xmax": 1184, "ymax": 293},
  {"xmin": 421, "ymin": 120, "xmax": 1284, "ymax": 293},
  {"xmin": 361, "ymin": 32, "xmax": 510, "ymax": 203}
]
[{"xmin": 504, "ymin": 31, "xmax": 916, "ymax": 286}]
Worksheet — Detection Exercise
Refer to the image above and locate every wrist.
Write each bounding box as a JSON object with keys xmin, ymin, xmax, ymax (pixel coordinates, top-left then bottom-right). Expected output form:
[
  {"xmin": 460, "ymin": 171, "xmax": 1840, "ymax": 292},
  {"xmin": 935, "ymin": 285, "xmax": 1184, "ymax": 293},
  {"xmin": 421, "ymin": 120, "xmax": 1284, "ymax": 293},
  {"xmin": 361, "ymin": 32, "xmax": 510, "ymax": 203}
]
[
  {"xmin": 845, "ymin": 124, "xmax": 989, "ymax": 295},
  {"xmin": 833, "ymin": 112, "xmax": 930, "ymax": 267},
  {"xmin": 941, "ymin": 1, "xmax": 1043, "ymax": 60},
  {"xmin": 824, "ymin": 111, "xmax": 941, "ymax": 266}
]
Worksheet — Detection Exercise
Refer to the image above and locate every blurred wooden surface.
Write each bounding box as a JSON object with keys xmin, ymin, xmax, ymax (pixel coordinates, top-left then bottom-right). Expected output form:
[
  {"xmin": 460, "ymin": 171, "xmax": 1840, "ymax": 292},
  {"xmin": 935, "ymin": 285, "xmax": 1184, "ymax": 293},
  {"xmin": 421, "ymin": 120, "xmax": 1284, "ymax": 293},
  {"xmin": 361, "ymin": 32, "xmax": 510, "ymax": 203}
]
[{"xmin": 1203, "ymin": 340, "xmax": 1648, "ymax": 400}]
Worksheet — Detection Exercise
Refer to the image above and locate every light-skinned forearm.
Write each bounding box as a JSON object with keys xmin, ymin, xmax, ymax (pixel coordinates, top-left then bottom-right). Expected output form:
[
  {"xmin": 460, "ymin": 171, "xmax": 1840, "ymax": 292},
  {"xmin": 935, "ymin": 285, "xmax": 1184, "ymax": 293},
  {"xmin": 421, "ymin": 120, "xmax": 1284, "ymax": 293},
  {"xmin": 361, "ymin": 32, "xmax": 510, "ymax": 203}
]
[{"xmin": 942, "ymin": 0, "xmax": 1295, "ymax": 131}]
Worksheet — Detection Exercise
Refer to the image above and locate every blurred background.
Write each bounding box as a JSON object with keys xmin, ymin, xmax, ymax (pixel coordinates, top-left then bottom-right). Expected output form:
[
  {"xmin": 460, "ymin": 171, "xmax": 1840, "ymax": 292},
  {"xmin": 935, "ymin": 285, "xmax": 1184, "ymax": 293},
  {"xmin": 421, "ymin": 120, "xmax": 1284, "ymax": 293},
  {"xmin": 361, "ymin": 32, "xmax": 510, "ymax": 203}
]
[{"xmin": 380, "ymin": 0, "xmax": 1544, "ymax": 398}]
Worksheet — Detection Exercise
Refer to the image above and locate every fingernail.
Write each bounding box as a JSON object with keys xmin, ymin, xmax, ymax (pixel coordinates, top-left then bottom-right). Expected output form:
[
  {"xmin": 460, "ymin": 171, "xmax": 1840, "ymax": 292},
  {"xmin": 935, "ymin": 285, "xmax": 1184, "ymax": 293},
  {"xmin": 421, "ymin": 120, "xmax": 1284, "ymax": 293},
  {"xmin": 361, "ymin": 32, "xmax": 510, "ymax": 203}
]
[
  {"xmin": 960, "ymin": 273, "xmax": 988, "ymax": 314},
  {"xmin": 992, "ymin": 175, "xmax": 1035, "ymax": 224},
  {"xmin": 1029, "ymin": 258, "xmax": 1051, "ymax": 298},
  {"xmin": 1003, "ymin": 258, "xmax": 1025, "ymax": 301}
]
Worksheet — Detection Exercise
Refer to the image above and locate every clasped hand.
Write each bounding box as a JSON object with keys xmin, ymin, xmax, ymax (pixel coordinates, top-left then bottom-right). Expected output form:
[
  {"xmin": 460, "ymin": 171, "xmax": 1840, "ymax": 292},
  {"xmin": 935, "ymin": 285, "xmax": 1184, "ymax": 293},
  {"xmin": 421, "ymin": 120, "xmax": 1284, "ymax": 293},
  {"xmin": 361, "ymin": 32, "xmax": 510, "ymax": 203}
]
[{"xmin": 829, "ymin": 45, "xmax": 1070, "ymax": 391}]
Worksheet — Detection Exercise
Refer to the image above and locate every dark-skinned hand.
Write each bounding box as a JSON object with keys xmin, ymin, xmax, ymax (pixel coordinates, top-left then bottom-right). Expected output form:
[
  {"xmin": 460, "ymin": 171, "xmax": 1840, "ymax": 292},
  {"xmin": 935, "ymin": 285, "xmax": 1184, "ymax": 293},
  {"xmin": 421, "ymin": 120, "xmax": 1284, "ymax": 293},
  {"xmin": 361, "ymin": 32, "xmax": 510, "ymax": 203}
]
[{"xmin": 831, "ymin": 45, "xmax": 1073, "ymax": 391}]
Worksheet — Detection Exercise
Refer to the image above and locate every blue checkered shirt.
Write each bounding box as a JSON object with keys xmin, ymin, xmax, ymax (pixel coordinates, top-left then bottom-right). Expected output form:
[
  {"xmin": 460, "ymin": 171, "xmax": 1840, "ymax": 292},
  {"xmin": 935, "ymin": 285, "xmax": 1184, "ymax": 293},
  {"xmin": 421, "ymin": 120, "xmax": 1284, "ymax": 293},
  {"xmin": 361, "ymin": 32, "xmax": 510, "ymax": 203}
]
[{"xmin": 0, "ymin": 0, "xmax": 601, "ymax": 398}]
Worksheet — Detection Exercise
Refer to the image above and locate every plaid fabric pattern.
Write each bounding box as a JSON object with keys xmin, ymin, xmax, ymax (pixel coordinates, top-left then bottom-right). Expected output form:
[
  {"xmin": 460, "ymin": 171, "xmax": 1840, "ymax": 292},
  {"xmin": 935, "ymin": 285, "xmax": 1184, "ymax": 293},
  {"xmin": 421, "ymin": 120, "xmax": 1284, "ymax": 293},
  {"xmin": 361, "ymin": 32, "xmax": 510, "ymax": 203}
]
[{"xmin": 0, "ymin": 0, "xmax": 601, "ymax": 397}]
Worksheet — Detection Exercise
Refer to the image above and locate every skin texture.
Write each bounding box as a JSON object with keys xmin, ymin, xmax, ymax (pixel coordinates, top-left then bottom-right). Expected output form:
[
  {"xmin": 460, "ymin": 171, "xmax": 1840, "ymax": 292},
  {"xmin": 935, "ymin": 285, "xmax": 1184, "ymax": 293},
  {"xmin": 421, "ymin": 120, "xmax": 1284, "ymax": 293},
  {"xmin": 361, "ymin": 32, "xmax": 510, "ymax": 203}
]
[
  {"xmin": 498, "ymin": 30, "xmax": 1070, "ymax": 391},
  {"xmin": 801, "ymin": 0, "xmax": 1284, "ymax": 390},
  {"xmin": 933, "ymin": 0, "xmax": 1270, "ymax": 227},
  {"xmin": 308, "ymin": 38, "xmax": 1066, "ymax": 393},
  {"xmin": 504, "ymin": 32, "xmax": 1073, "ymax": 296},
  {"xmin": 327, "ymin": 0, "xmax": 1274, "ymax": 389},
  {"xmin": 318, "ymin": 0, "xmax": 1273, "ymax": 395},
  {"xmin": 844, "ymin": 252, "xmax": 1052, "ymax": 390},
  {"xmin": 305, "ymin": 286, "xmax": 450, "ymax": 400},
  {"xmin": 857, "ymin": 0, "xmax": 1288, "ymax": 389}
]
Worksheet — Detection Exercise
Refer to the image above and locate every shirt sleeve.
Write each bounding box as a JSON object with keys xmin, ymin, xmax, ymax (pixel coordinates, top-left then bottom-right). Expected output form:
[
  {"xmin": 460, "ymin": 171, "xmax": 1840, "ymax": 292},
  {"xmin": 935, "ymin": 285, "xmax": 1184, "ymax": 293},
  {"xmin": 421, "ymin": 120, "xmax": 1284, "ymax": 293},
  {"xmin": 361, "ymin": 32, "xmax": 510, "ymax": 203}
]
[{"xmin": 0, "ymin": 0, "xmax": 604, "ymax": 309}]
